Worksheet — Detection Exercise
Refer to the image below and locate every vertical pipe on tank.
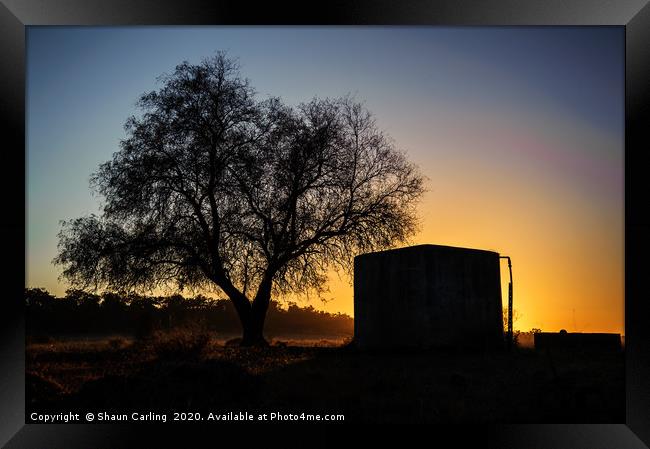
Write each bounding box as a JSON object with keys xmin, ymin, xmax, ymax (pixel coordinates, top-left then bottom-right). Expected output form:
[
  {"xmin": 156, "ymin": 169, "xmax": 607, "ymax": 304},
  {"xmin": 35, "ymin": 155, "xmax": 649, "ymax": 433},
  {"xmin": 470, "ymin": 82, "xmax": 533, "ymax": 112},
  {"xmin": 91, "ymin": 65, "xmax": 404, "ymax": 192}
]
[{"xmin": 500, "ymin": 256, "xmax": 513, "ymax": 350}]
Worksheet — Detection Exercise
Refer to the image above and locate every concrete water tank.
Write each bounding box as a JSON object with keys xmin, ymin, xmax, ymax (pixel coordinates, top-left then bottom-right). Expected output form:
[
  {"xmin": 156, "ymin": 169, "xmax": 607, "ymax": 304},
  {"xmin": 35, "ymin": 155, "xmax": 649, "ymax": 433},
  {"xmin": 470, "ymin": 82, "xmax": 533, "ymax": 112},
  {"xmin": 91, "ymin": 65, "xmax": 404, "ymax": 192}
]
[{"xmin": 353, "ymin": 244, "xmax": 504, "ymax": 349}]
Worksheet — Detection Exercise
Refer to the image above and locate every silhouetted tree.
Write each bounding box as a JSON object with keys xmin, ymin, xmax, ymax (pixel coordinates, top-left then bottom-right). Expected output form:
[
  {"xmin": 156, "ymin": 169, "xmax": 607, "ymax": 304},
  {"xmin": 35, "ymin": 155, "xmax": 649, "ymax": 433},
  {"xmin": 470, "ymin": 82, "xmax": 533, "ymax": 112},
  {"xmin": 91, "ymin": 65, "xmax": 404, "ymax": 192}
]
[
  {"xmin": 24, "ymin": 288, "xmax": 56, "ymax": 309},
  {"xmin": 54, "ymin": 53, "xmax": 425, "ymax": 345}
]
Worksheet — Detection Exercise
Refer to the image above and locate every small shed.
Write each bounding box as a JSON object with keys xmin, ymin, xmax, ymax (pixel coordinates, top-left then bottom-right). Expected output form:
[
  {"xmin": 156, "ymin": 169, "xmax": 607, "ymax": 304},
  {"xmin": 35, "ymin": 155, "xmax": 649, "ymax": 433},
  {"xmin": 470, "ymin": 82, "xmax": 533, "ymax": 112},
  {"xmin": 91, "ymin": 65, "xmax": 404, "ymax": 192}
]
[
  {"xmin": 353, "ymin": 244, "xmax": 504, "ymax": 349},
  {"xmin": 534, "ymin": 332, "xmax": 621, "ymax": 352}
]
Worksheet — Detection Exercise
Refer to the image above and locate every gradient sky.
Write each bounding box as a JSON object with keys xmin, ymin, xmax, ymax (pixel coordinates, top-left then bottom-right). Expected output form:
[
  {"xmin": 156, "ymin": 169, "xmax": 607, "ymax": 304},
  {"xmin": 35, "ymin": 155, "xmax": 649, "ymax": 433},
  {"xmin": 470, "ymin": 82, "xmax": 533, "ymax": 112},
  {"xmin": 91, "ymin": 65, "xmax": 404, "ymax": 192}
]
[{"xmin": 26, "ymin": 26, "xmax": 624, "ymax": 333}]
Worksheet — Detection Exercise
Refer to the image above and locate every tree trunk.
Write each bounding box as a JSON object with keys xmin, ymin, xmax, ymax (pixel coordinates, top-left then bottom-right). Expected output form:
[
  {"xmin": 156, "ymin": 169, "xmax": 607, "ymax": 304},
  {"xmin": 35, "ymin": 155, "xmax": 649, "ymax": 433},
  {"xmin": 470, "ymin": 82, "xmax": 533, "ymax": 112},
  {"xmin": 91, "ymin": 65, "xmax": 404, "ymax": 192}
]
[
  {"xmin": 240, "ymin": 308, "xmax": 268, "ymax": 346},
  {"xmin": 215, "ymin": 274, "xmax": 272, "ymax": 347},
  {"xmin": 240, "ymin": 277, "xmax": 273, "ymax": 347}
]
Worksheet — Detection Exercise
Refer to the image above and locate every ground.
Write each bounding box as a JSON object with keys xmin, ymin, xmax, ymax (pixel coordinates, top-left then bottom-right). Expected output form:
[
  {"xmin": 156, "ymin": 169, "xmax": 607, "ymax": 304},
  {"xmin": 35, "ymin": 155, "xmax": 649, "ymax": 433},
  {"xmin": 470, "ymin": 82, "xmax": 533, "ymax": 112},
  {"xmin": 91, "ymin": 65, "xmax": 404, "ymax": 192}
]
[{"xmin": 26, "ymin": 333, "xmax": 624, "ymax": 423}]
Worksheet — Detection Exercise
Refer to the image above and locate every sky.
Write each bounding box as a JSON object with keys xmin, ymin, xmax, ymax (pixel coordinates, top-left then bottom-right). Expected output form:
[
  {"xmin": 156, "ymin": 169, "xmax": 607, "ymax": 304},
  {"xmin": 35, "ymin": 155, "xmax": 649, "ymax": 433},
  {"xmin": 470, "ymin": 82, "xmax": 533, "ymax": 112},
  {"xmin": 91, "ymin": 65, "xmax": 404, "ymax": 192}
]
[{"xmin": 26, "ymin": 26, "xmax": 624, "ymax": 333}]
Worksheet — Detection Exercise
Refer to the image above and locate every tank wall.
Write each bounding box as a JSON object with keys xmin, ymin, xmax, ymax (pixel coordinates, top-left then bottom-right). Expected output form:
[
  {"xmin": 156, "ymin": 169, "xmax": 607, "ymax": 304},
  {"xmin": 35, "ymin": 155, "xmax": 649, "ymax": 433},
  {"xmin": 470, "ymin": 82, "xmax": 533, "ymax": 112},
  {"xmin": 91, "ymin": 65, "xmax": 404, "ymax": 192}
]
[{"xmin": 354, "ymin": 245, "xmax": 504, "ymax": 349}]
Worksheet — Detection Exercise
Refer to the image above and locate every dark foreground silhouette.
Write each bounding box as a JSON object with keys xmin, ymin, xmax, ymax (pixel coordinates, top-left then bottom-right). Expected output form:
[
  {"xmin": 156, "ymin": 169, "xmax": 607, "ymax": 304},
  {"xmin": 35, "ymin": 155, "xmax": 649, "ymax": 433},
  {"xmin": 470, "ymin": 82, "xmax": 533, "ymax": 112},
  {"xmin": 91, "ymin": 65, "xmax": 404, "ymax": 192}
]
[{"xmin": 27, "ymin": 335, "xmax": 624, "ymax": 423}]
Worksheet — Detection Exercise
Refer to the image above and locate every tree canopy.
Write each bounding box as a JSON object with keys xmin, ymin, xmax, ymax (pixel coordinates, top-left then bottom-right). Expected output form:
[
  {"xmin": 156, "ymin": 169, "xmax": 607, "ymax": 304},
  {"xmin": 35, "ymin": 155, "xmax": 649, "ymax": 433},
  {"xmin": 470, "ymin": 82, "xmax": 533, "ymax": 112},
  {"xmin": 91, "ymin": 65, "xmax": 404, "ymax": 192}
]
[{"xmin": 55, "ymin": 53, "xmax": 426, "ymax": 345}]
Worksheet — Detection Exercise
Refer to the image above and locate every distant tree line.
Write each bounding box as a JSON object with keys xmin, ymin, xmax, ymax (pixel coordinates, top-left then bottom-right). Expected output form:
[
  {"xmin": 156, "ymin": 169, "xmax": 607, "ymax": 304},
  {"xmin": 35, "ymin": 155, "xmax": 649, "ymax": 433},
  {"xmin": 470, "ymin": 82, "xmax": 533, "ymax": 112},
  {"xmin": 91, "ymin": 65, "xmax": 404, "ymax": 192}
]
[{"xmin": 25, "ymin": 288, "xmax": 353, "ymax": 338}]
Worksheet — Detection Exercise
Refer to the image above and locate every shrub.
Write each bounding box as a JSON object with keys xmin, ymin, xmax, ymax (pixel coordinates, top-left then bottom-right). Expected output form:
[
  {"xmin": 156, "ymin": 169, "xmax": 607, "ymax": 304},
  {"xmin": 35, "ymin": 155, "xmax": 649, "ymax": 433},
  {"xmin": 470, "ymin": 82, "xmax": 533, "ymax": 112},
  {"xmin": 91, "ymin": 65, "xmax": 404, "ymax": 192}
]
[
  {"xmin": 107, "ymin": 337, "xmax": 128, "ymax": 350},
  {"xmin": 26, "ymin": 371, "xmax": 65, "ymax": 403},
  {"xmin": 152, "ymin": 330, "xmax": 210, "ymax": 361}
]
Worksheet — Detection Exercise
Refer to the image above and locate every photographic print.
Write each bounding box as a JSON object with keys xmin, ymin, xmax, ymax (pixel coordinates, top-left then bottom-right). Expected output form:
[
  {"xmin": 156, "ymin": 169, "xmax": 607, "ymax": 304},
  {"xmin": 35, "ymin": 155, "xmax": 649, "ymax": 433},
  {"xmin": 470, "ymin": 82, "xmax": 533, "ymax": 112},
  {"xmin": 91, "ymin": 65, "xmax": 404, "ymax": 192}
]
[{"xmin": 25, "ymin": 26, "xmax": 624, "ymax": 425}]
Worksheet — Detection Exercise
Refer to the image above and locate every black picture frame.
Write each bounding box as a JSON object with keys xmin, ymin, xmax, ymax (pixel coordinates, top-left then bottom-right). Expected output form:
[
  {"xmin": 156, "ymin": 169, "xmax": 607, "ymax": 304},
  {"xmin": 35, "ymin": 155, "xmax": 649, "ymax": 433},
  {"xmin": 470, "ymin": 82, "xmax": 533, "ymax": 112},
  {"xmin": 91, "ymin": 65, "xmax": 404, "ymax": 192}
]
[{"xmin": 2, "ymin": 0, "xmax": 649, "ymax": 447}]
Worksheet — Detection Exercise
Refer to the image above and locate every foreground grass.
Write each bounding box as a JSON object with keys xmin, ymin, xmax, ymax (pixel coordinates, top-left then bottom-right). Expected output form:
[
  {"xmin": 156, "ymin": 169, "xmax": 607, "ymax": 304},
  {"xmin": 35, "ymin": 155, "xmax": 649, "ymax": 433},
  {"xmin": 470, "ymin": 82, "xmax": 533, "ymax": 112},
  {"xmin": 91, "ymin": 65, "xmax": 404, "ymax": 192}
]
[{"xmin": 26, "ymin": 334, "xmax": 624, "ymax": 423}]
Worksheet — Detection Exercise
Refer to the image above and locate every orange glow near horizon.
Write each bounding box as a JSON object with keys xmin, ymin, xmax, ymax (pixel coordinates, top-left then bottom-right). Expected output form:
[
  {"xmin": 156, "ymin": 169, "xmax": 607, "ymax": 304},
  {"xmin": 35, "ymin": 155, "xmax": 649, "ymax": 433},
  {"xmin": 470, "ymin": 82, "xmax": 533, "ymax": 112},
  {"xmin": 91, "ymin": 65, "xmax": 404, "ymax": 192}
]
[
  {"xmin": 29, "ymin": 126, "xmax": 624, "ymax": 335},
  {"xmin": 29, "ymin": 118, "xmax": 625, "ymax": 335},
  {"xmin": 287, "ymin": 116, "xmax": 624, "ymax": 335},
  {"xmin": 308, "ymin": 193, "xmax": 623, "ymax": 334}
]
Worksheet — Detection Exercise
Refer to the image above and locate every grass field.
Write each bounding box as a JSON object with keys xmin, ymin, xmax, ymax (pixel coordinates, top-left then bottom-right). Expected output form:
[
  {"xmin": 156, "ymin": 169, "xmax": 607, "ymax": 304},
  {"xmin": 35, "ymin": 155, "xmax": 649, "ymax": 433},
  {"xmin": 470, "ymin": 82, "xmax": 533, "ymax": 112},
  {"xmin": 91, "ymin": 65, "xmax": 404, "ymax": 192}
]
[{"xmin": 26, "ymin": 332, "xmax": 624, "ymax": 423}]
